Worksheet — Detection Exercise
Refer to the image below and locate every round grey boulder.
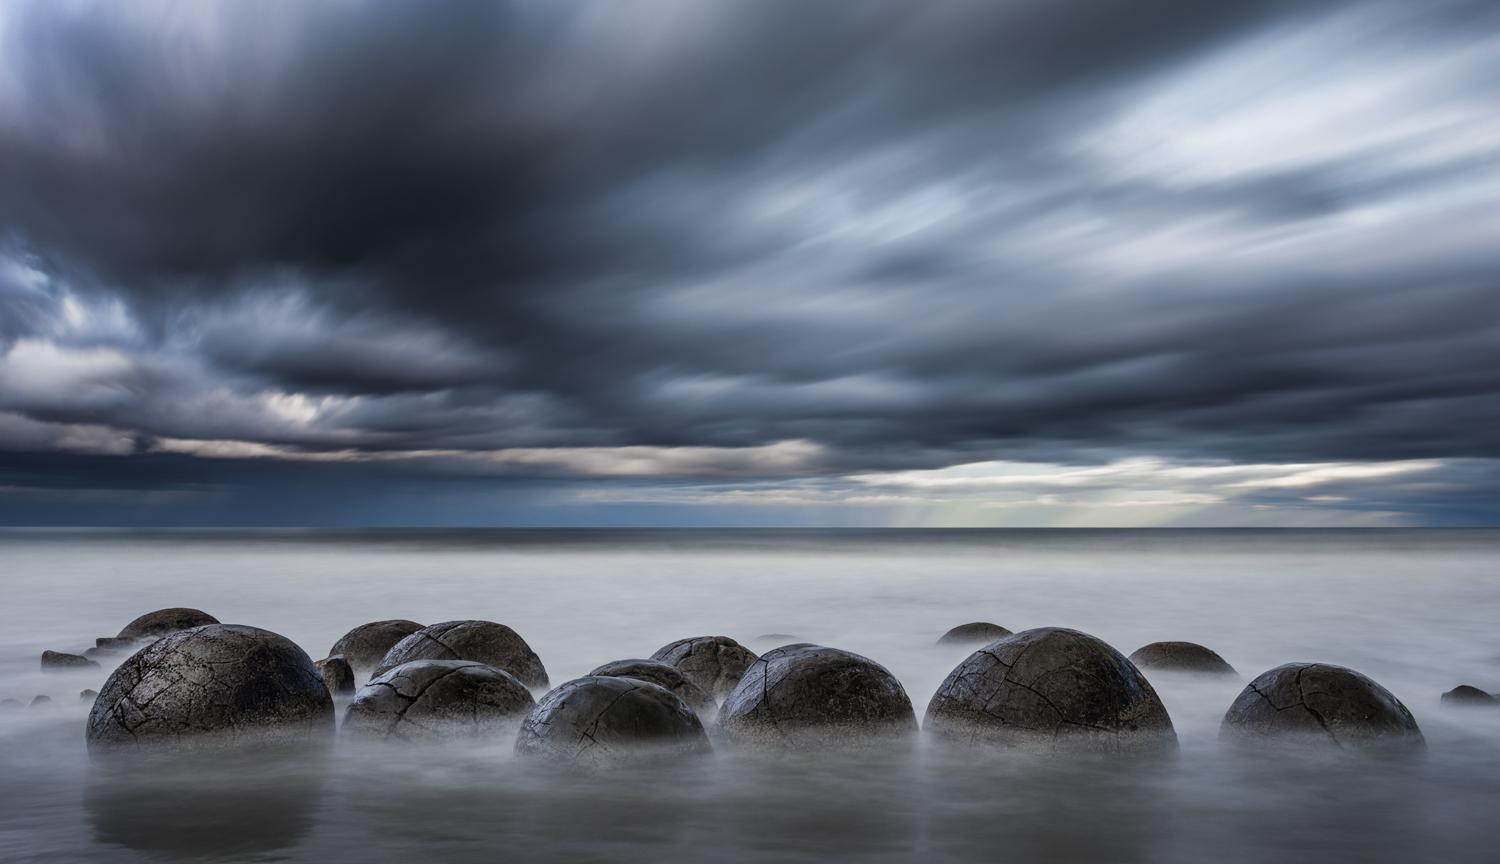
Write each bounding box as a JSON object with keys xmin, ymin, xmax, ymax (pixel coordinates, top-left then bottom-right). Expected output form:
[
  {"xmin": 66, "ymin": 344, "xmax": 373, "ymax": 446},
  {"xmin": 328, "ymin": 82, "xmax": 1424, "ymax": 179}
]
[
  {"xmin": 925, "ymin": 627, "xmax": 1177, "ymax": 753},
  {"xmin": 718, "ymin": 644, "xmax": 917, "ymax": 748},
  {"xmin": 1128, "ymin": 641, "xmax": 1237, "ymax": 676},
  {"xmin": 87, "ymin": 624, "xmax": 334, "ymax": 752},
  {"xmin": 328, "ymin": 619, "xmax": 424, "ymax": 681},
  {"xmin": 588, "ymin": 658, "xmax": 717, "ymax": 720},
  {"xmin": 1441, "ymin": 685, "xmax": 1497, "ymax": 707},
  {"xmin": 117, "ymin": 608, "xmax": 219, "ymax": 641},
  {"xmin": 1221, "ymin": 663, "xmax": 1424, "ymax": 753},
  {"xmin": 343, "ymin": 660, "xmax": 535, "ymax": 740},
  {"xmin": 316, "ymin": 656, "xmax": 356, "ymax": 696},
  {"xmin": 515, "ymin": 676, "xmax": 709, "ymax": 767},
  {"xmin": 373, "ymin": 620, "xmax": 547, "ymax": 688},
  {"xmin": 937, "ymin": 622, "xmax": 1013, "ymax": 646},
  {"xmin": 650, "ymin": 636, "xmax": 758, "ymax": 701}
]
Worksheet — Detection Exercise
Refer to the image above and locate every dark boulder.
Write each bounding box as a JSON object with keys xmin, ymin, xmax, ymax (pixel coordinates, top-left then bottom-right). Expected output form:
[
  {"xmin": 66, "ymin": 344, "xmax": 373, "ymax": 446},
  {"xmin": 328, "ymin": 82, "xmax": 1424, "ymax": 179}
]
[
  {"xmin": 650, "ymin": 636, "xmax": 758, "ymax": 701},
  {"xmin": 373, "ymin": 620, "xmax": 547, "ymax": 688},
  {"xmin": 718, "ymin": 644, "xmax": 917, "ymax": 748},
  {"xmin": 42, "ymin": 650, "xmax": 99, "ymax": 671},
  {"xmin": 117, "ymin": 608, "xmax": 218, "ymax": 641},
  {"xmin": 1220, "ymin": 663, "xmax": 1424, "ymax": 754},
  {"xmin": 96, "ymin": 637, "xmax": 135, "ymax": 652},
  {"xmin": 1128, "ymin": 641, "xmax": 1236, "ymax": 676},
  {"xmin": 328, "ymin": 620, "xmax": 424, "ymax": 681},
  {"xmin": 925, "ymin": 627, "xmax": 1177, "ymax": 753},
  {"xmin": 316, "ymin": 656, "xmax": 356, "ymax": 696},
  {"xmin": 588, "ymin": 658, "xmax": 717, "ymax": 720},
  {"xmin": 1441, "ymin": 685, "xmax": 1498, "ymax": 707},
  {"xmin": 343, "ymin": 660, "xmax": 535, "ymax": 740},
  {"xmin": 937, "ymin": 622, "xmax": 1013, "ymax": 646},
  {"xmin": 87, "ymin": 624, "xmax": 334, "ymax": 752},
  {"xmin": 515, "ymin": 676, "xmax": 709, "ymax": 767}
]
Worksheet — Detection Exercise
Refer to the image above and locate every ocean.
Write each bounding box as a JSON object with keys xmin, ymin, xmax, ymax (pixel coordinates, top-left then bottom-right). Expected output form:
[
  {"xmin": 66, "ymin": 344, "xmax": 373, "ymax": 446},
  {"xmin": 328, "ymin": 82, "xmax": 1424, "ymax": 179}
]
[{"xmin": 1, "ymin": 528, "xmax": 1497, "ymax": 862}]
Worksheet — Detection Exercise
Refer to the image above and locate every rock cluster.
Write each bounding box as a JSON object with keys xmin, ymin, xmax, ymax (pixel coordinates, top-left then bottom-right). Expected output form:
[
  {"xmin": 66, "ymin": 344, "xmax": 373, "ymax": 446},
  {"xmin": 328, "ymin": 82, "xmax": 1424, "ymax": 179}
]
[
  {"xmin": 718, "ymin": 644, "xmax": 916, "ymax": 748},
  {"xmin": 588, "ymin": 658, "xmax": 717, "ymax": 720},
  {"xmin": 1220, "ymin": 662, "xmax": 1424, "ymax": 753},
  {"xmin": 343, "ymin": 660, "xmax": 535, "ymax": 740},
  {"xmin": 374, "ymin": 620, "xmax": 547, "ymax": 688},
  {"xmin": 1128, "ymin": 641, "xmax": 1236, "ymax": 676},
  {"xmin": 650, "ymin": 636, "xmax": 758, "ymax": 702},
  {"xmin": 515, "ymin": 676, "xmax": 709, "ymax": 767}
]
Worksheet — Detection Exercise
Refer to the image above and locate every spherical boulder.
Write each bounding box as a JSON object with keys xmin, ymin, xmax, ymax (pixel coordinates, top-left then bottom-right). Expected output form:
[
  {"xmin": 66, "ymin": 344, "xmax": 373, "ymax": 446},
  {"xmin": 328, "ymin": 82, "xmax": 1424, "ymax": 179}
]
[
  {"xmin": 373, "ymin": 620, "xmax": 547, "ymax": 688},
  {"xmin": 515, "ymin": 676, "xmax": 709, "ymax": 767},
  {"xmin": 87, "ymin": 624, "xmax": 334, "ymax": 752},
  {"xmin": 1441, "ymin": 685, "xmax": 1497, "ymax": 707},
  {"xmin": 328, "ymin": 619, "xmax": 424, "ymax": 681},
  {"xmin": 925, "ymin": 627, "xmax": 1177, "ymax": 753},
  {"xmin": 650, "ymin": 636, "xmax": 758, "ymax": 701},
  {"xmin": 117, "ymin": 608, "xmax": 218, "ymax": 641},
  {"xmin": 588, "ymin": 658, "xmax": 717, "ymax": 720},
  {"xmin": 937, "ymin": 622, "xmax": 1012, "ymax": 646},
  {"xmin": 718, "ymin": 644, "xmax": 917, "ymax": 748},
  {"xmin": 316, "ymin": 656, "xmax": 355, "ymax": 696},
  {"xmin": 1128, "ymin": 641, "xmax": 1236, "ymax": 676},
  {"xmin": 1220, "ymin": 663, "xmax": 1424, "ymax": 754},
  {"xmin": 343, "ymin": 660, "xmax": 535, "ymax": 740}
]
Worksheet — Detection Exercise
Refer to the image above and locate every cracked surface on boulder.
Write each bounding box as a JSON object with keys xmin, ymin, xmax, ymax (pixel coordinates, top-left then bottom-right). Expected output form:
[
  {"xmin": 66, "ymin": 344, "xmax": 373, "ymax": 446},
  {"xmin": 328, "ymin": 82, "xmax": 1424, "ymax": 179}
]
[
  {"xmin": 86, "ymin": 624, "xmax": 334, "ymax": 752},
  {"xmin": 1220, "ymin": 662, "xmax": 1424, "ymax": 753},
  {"xmin": 1128, "ymin": 641, "xmax": 1237, "ymax": 676},
  {"xmin": 117, "ymin": 608, "xmax": 218, "ymax": 641},
  {"xmin": 373, "ymin": 620, "xmax": 548, "ymax": 687},
  {"xmin": 328, "ymin": 620, "xmax": 424, "ymax": 682},
  {"xmin": 515, "ymin": 676, "xmax": 709, "ymax": 767},
  {"xmin": 588, "ymin": 658, "xmax": 717, "ymax": 720},
  {"xmin": 343, "ymin": 659, "xmax": 534, "ymax": 740},
  {"xmin": 718, "ymin": 644, "xmax": 916, "ymax": 749},
  {"xmin": 650, "ymin": 636, "xmax": 758, "ymax": 702},
  {"xmin": 924, "ymin": 627, "xmax": 1177, "ymax": 753},
  {"xmin": 937, "ymin": 623, "xmax": 1013, "ymax": 646}
]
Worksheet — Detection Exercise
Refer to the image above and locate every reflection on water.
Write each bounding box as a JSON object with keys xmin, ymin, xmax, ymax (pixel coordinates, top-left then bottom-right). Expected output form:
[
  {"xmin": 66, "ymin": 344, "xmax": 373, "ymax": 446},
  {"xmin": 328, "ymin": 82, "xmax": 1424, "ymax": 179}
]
[{"xmin": 1, "ymin": 529, "xmax": 1498, "ymax": 863}]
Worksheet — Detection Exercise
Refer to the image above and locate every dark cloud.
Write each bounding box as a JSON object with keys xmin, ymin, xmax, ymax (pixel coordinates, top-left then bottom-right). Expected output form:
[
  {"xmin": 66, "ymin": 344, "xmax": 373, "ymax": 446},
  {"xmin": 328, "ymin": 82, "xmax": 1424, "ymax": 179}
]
[{"xmin": 0, "ymin": 0, "xmax": 1498, "ymax": 524}]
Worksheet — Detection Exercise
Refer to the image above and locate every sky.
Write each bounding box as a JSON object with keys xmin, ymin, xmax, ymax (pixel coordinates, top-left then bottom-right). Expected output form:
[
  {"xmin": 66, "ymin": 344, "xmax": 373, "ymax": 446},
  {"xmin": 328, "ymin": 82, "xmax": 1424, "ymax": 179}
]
[{"xmin": 1, "ymin": 0, "xmax": 1498, "ymax": 527}]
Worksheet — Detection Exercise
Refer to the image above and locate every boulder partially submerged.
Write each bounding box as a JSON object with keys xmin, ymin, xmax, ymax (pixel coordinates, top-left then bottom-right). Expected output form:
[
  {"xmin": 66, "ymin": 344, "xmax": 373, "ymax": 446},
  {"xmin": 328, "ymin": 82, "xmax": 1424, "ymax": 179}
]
[
  {"xmin": 328, "ymin": 620, "xmax": 424, "ymax": 681},
  {"xmin": 374, "ymin": 620, "xmax": 547, "ymax": 688},
  {"xmin": 718, "ymin": 644, "xmax": 916, "ymax": 749},
  {"xmin": 925, "ymin": 627, "xmax": 1177, "ymax": 753},
  {"xmin": 117, "ymin": 608, "xmax": 218, "ymax": 641},
  {"xmin": 515, "ymin": 676, "xmax": 709, "ymax": 767},
  {"xmin": 1128, "ymin": 641, "xmax": 1236, "ymax": 676},
  {"xmin": 937, "ymin": 623, "xmax": 1012, "ymax": 646},
  {"xmin": 650, "ymin": 636, "xmax": 758, "ymax": 702},
  {"xmin": 343, "ymin": 660, "xmax": 534, "ymax": 740},
  {"xmin": 1220, "ymin": 663, "xmax": 1424, "ymax": 754},
  {"xmin": 41, "ymin": 650, "xmax": 99, "ymax": 671},
  {"xmin": 1441, "ymin": 685, "xmax": 1497, "ymax": 707},
  {"xmin": 588, "ymin": 658, "xmax": 717, "ymax": 720}
]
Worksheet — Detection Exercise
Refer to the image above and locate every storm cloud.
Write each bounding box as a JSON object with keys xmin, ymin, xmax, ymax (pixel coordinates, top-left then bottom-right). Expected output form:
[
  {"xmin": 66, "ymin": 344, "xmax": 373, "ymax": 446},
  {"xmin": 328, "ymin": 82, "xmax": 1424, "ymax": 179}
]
[{"xmin": 1, "ymin": 0, "xmax": 1498, "ymax": 525}]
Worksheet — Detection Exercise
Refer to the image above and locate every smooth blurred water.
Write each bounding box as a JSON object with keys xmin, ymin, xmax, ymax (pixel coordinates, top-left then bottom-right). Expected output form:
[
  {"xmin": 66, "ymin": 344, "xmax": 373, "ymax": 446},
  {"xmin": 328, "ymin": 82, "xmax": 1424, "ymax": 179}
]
[{"xmin": 1, "ymin": 528, "xmax": 1497, "ymax": 863}]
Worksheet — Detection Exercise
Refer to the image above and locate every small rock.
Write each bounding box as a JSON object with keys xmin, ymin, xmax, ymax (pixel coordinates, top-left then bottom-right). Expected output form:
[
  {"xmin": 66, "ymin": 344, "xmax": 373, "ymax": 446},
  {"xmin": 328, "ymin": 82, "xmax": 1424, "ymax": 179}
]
[
  {"xmin": 328, "ymin": 619, "xmax": 424, "ymax": 682},
  {"xmin": 373, "ymin": 620, "xmax": 547, "ymax": 688},
  {"xmin": 41, "ymin": 650, "xmax": 100, "ymax": 671},
  {"xmin": 937, "ymin": 622, "xmax": 1013, "ymax": 646},
  {"xmin": 1220, "ymin": 663, "xmax": 1424, "ymax": 754},
  {"xmin": 81, "ymin": 689, "xmax": 99, "ymax": 702},
  {"xmin": 95, "ymin": 637, "xmax": 136, "ymax": 652},
  {"xmin": 316, "ymin": 656, "xmax": 356, "ymax": 695},
  {"xmin": 588, "ymin": 658, "xmax": 717, "ymax": 720},
  {"xmin": 117, "ymin": 608, "xmax": 219, "ymax": 641},
  {"xmin": 1128, "ymin": 641, "xmax": 1237, "ymax": 676},
  {"xmin": 515, "ymin": 676, "xmax": 709, "ymax": 767},
  {"xmin": 650, "ymin": 636, "xmax": 758, "ymax": 702},
  {"xmin": 31, "ymin": 695, "xmax": 52, "ymax": 708},
  {"xmin": 343, "ymin": 660, "xmax": 535, "ymax": 740},
  {"xmin": 1440, "ymin": 685, "xmax": 1497, "ymax": 707}
]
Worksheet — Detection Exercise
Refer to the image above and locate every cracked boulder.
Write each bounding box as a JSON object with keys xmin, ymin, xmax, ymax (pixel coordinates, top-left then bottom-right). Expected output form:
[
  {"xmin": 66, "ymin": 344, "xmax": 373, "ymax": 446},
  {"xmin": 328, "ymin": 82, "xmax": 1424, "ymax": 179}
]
[
  {"xmin": 649, "ymin": 636, "xmax": 758, "ymax": 702},
  {"xmin": 514, "ymin": 676, "xmax": 709, "ymax": 767},
  {"xmin": 717, "ymin": 644, "xmax": 917, "ymax": 749},
  {"xmin": 588, "ymin": 658, "xmax": 717, "ymax": 720},
  {"xmin": 1220, "ymin": 663, "xmax": 1424, "ymax": 753},
  {"xmin": 924, "ymin": 627, "xmax": 1177, "ymax": 753},
  {"xmin": 937, "ymin": 623, "xmax": 1012, "ymax": 646},
  {"xmin": 1441, "ymin": 685, "xmax": 1497, "ymax": 707},
  {"xmin": 316, "ymin": 656, "xmax": 356, "ymax": 696},
  {"xmin": 117, "ymin": 608, "xmax": 219, "ymax": 641},
  {"xmin": 1128, "ymin": 641, "xmax": 1237, "ymax": 676},
  {"xmin": 373, "ymin": 620, "xmax": 548, "ymax": 688},
  {"xmin": 343, "ymin": 659, "xmax": 534, "ymax": 740},
  {"xmin": 86, "ymin": 624, "xmax": 334, "ymax": 752},
  {"xmin": 328, "ymin": 619, "xmax": 424, "ymax": 682},
  {"xmin": 42, "ymin": 650, "xmax": 99, "ymax": 671}
]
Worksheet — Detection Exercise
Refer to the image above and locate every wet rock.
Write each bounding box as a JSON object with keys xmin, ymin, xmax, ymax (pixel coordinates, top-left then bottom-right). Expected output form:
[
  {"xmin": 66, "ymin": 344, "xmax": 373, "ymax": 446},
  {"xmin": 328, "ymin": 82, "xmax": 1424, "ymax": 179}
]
[
  {"xmin": 1441, "ymin": 685, "xmax": 1498, "ymax": 707},
  {"xmin": 96, "ymin": 637, "xmax": 136, "ymax": 652},
  {"xmin": 1220, "ymin": 663, "xmax": 1424, "ymax": 754},
  {"xmin": 343, "ymin": 659, "xmax": 535, "ymax": 740},
  {"xmin": 925, "ymin": 627, "xmax": 1177, "ymax": 753},
  {"xmin": 41, "ymin": 650, "xmax": 99, "ymax": 671},
  {"xmin": 515, "ymin": 676, "xmax": 709, "ymax": 767},
  {"xmin": 81, "ymin": 689, "xmax": 99, "ymax": 702},
  {"xmin": 117, "ymin": 608, "xmax": 219, "ymax": 641},
  {"xmin": 87, "ymin": 624, "xmax": 334, "ymax": 752},
  {"xmin": 373, "ymin": 620, "xmax": 548, "ymax": 688},
  {"xmin": 588, "ymin": 658, "xmax": 717, "ymax": 720},
  {"xmin": 937, "ymin": 623, "xmax": 1013, "ymax": 646},
  {"xmin": 316, "ymin": 656, "xmax": 356, "ymax": 696},
  {"xmin": 31, "ymin": 695, "xmax": 52, "ymax": 708},
  {"xmin": 0, "ymin": 698, "xmax": 21, "ymax": 710},
  {"xmin": 1128, "ymin": 641, "xmax": 1237, "ymax": 676},
  {"xmin": 718, "ymin": 644, "xmax": 917, "ymax": 749},
  {"xmin": 650, "ymin": 636, "xmax": 758, "ymax": 702},
  {"xmin": 328, "ymin": 619, "xmax": 424, "ymax": 681}
]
